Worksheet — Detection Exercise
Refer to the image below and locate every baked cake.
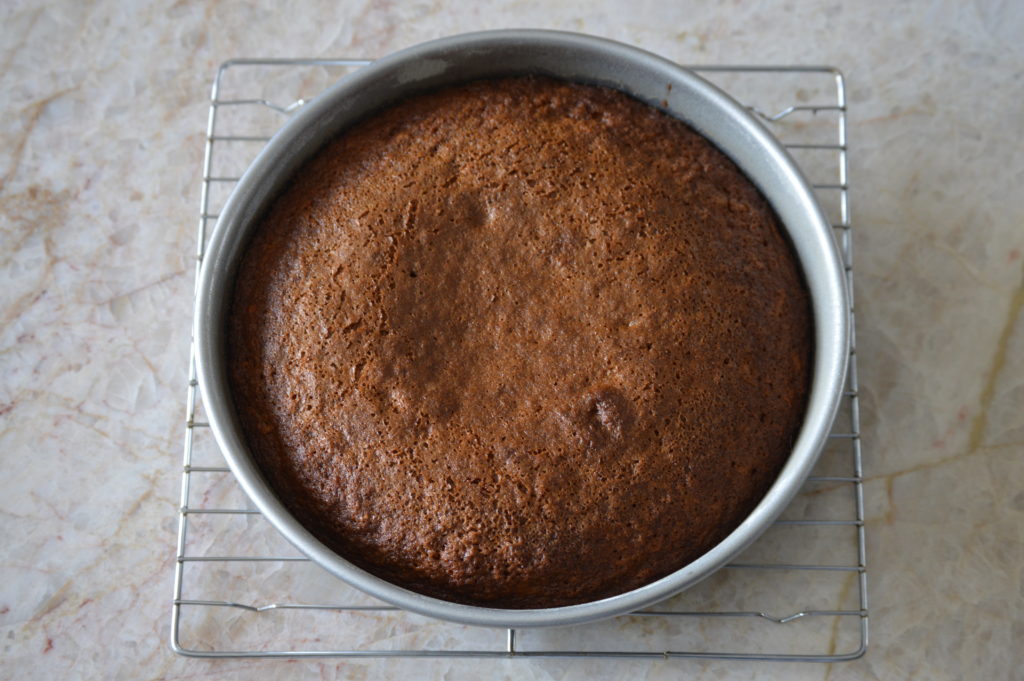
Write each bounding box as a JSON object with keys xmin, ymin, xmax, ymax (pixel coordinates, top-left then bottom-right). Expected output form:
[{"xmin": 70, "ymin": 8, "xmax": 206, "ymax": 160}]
[{"xmin": 227, "ymin": 76, "xmax": 812, "ymax": 608}]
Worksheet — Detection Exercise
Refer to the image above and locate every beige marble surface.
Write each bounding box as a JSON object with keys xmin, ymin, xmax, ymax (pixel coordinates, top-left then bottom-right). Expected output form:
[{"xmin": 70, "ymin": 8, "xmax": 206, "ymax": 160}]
[{"xmin": 1, "ymin": 1, "xmax": 1022, "ymax": 679}]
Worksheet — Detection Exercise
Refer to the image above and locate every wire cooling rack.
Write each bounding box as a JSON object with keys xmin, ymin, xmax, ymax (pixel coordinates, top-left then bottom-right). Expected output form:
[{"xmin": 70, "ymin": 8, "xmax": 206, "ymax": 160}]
[{"xmin": 172, "ymin": 59, "xmax": 867, "ymax": 662}]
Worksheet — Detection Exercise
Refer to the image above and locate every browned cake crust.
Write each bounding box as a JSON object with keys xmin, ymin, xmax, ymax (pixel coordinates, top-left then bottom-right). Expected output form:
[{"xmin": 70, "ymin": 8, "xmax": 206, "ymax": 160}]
[{"xmin": 228, "ymin": 76, "xmax": 812, "ymax": 608}]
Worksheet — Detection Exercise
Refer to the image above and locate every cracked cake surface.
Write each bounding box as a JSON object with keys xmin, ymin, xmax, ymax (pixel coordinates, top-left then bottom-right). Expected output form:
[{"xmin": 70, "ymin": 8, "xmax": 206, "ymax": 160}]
[{"xmin": 227, "ymin": 76, "xmax": 812, "ymax": 608}]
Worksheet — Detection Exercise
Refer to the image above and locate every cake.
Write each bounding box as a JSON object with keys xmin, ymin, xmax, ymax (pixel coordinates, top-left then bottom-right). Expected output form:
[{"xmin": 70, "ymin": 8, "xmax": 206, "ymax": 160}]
[{"xmin": 227, "ymin": 76, "xmax": 812, "ymax": 608}]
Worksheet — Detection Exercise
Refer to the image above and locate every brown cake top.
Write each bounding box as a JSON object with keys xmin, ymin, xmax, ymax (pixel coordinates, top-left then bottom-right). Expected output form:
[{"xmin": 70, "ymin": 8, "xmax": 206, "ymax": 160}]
[{"xmin": 228, "ymin": 76, "xmax": 812, "ymax": 608}]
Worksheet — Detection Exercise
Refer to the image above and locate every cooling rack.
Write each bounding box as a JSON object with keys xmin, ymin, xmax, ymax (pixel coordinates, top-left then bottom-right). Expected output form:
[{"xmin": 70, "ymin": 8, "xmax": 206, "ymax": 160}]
[{"xmin": 171, "ymin": 59, "xmax": 867, "ymax": 662}]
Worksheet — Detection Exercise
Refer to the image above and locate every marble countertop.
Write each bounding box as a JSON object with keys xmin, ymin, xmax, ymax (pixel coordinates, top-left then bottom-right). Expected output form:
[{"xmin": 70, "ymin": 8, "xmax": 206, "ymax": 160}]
[{"xmin": 1, "ymin": 1, "xmax": 1021, "ymax": 679}]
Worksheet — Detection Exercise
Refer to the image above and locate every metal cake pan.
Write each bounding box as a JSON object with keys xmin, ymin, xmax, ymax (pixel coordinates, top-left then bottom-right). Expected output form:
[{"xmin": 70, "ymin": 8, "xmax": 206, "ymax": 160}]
[{"xmin": 194, "ymin": 29, "xmax": 850, "ymax": 628}]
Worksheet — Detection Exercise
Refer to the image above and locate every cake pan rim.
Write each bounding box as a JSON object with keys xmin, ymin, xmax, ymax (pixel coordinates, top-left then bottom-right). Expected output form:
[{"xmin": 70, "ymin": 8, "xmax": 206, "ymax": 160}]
[{"xmin": 194, "ymin": 28, "xmax": 850, "ymax": 628}]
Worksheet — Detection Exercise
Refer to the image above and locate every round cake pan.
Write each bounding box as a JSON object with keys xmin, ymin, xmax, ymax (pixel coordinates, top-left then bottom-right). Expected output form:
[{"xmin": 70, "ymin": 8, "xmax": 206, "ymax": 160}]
[{"xmin": 195, "ymin": 29, "xmax": 849, "ymax": 628}]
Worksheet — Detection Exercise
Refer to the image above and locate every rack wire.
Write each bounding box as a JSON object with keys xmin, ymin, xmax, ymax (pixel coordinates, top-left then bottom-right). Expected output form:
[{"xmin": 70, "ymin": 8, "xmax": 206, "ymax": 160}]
[{"xmin": 172, "ymin": 59, "xmax": 867, "ymax": 662}]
